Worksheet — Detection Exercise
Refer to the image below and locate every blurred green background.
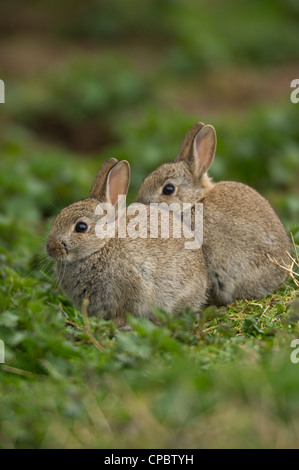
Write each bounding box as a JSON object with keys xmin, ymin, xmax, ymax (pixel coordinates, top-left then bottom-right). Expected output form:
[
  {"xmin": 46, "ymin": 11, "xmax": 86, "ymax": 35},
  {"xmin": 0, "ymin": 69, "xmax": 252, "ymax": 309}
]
[
  {"xmin": 1, "ymin": 0, "xmax": 299, "ymax": 449},
  {"xmin": 1, "ymin": 0, "xmax": 299, "ymax": 232}
]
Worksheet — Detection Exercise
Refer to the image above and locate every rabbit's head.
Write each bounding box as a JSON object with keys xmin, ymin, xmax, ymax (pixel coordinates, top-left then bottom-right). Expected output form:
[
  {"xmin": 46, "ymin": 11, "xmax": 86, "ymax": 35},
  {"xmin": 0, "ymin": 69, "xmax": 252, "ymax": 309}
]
[
  {"xmin": 47, "ymin": 158, "xmax": 130, "ymax": 262},
  {"xmin": 137, "ymin": 123, "xmax": 216, "ymax": 205}
]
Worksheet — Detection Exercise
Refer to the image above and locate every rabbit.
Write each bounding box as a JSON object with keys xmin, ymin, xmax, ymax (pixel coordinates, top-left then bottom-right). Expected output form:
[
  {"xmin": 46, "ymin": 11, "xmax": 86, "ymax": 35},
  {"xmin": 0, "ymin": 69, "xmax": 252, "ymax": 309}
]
[
  {"xmin": 47, "ymin": 158, "xmax": 208, "ymax": 327},
  {"xmin": 137, "ymin": 122, "xmax": 291, "ymax": 306}
]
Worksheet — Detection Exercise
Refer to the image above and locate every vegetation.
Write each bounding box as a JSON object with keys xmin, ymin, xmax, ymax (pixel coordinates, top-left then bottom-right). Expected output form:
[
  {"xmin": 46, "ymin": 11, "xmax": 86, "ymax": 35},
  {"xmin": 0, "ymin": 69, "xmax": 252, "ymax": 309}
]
[{"xmin": 0, "ymin": 0, "xmax": 298, "ymax": 448}]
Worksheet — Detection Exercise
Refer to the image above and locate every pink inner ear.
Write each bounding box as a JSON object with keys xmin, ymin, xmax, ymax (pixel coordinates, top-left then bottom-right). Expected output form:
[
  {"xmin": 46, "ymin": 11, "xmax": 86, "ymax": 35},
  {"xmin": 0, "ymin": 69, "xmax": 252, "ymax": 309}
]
[
  {"xmin": 193, "ymin": 126, "xmax": 216, "ymax": 177},
  {"xmin": 107, "ymin": 162, "xmax": 130, "ymax": 206},
  {"xmin": 175, "ymin": 121, "xmax": 205, "ymax": 161}
]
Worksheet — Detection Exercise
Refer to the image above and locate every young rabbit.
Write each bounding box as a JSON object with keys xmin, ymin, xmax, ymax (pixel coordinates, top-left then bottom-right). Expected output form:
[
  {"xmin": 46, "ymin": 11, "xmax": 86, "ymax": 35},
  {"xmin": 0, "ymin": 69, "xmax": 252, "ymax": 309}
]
[
  {"xmin": 137, "ymin": 123, "xmax": 291, "ymax": 306},
  {"xmin": 47, "ymin": 158, "xmax": 208, "ymax": 326}
]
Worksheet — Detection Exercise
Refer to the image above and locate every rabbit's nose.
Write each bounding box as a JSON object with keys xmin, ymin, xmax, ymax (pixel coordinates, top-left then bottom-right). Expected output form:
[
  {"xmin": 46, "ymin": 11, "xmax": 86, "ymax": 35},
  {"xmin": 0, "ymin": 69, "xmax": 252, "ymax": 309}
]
[
  {"xmin": 47, "ymin": 239, "xmax": 67, "ymax": 259},
  {"xmin": 46, "ymin": 239, "xmax": 57, "ymax": 258}
]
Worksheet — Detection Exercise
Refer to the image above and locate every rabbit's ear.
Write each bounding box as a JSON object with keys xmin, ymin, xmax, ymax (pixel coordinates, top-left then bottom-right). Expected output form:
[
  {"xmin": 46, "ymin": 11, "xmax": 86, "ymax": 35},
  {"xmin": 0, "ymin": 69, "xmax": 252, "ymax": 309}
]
[
  {"xmin": 89, "ymin": 158, "xmax": 118, "ymax": 200},
  {"xmin": 175, "ymin": 122, "xmax": 205, "ymax": 162},
  {"xmin": 191, "ymin": 125, "xmax": 216, "ymax": 179},
  {"xmin": 106, "ymin": 160, "xmax": 130, "ymax": 207}
]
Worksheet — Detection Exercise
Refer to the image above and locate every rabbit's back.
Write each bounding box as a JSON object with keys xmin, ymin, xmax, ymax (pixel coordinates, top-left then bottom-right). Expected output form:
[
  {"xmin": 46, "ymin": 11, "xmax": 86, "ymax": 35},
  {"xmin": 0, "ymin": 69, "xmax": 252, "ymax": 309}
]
[{"xmin": 201, "ymin": 181, "xmax": 290, "ymax": 304}]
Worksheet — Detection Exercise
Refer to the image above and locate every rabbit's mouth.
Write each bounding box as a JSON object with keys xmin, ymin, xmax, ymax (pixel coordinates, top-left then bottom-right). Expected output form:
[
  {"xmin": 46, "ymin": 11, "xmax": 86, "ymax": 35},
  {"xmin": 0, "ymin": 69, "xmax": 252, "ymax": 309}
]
[{"xmin": 47, "ymin": 239, "xmax": 69, "ymax": 260}]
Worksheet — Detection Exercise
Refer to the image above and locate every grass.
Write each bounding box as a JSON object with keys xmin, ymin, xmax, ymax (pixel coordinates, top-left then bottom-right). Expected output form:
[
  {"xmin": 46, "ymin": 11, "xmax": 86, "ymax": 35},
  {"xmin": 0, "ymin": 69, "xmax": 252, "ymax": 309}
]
[
  {"xmin": 0, "ymin": 0, "xmax": 299, "ymax": 449},
  {"xmin": 0, "ymin": 272, "xmax": 299, "ymax": 448},
  {"xmin": 0, "ymin": 221, "xmax": 298, "ymax": 448}
]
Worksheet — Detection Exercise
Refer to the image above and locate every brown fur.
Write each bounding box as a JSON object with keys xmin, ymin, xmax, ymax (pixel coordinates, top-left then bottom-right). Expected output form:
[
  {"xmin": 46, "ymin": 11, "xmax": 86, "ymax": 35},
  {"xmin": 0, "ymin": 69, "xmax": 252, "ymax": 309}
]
[
  {"xmin": 137, "ymin": 123, "xmax": 291, "ymax": 305},
  {"xmin": 47, "ymin": 159, "xmax": 208, "ymax": 326}
]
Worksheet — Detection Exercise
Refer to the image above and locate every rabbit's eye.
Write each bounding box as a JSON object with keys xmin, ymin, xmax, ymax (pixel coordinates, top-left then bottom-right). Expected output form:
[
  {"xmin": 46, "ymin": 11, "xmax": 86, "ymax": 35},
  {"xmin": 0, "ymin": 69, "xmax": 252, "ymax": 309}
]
[
  {"xmin": 74, "ymin": 221, "xmax": 88, "ymax": 233},
  {"xmin": 162, "ymin": 184, "xmax": 175, "ymax": 196}
]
